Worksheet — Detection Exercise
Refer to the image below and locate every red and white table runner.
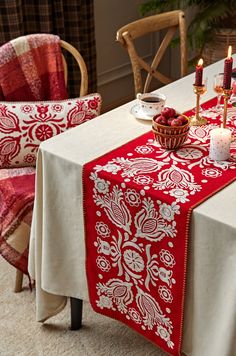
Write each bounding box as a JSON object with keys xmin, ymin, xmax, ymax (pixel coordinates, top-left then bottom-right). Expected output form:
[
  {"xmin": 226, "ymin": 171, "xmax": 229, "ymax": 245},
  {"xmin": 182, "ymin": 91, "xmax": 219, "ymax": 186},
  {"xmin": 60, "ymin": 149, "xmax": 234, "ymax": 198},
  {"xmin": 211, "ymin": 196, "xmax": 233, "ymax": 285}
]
[{"xmin": 83, "ymin": 98, "xmax": 236, "ymax": 355}]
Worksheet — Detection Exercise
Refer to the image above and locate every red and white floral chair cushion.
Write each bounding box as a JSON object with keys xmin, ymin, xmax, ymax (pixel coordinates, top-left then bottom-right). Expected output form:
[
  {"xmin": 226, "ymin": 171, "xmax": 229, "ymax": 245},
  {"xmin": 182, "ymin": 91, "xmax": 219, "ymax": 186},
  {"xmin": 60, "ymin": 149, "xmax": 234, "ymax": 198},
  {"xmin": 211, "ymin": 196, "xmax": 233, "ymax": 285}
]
[{"xmin": 0, "ymin": 93, "xmax": 102, "ymax": 167}]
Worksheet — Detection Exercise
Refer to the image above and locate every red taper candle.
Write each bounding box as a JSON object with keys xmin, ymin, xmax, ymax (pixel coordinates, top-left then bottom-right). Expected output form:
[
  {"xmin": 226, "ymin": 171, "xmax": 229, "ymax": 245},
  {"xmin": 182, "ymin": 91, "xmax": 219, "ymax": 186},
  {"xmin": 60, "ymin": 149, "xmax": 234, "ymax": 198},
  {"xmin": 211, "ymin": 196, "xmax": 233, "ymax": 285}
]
[
  {"xmin": 195, "ymin": 58, "xmax": 203, "ymax": 86},
  {"xmin": 223, "ymin": 46, "xmax": 233, "ymax": 89}
]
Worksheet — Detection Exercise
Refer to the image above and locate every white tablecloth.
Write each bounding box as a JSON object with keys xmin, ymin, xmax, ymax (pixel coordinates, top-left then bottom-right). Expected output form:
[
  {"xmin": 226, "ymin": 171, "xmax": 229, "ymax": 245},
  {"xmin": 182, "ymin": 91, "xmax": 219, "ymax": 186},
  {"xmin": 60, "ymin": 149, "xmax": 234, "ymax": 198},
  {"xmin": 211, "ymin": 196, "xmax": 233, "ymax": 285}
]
[{"xmin": 29, "ymin": 56, "xmax": 236, "ymax": 356}]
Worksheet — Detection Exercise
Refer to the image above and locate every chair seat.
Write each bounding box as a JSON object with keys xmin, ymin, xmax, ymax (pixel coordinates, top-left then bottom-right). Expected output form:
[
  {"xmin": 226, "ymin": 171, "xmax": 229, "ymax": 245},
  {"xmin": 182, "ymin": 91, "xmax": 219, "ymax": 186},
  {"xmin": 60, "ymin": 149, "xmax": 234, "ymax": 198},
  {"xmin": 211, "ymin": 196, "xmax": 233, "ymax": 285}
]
[{"xmin": 0, "ymin": 167, "xmax": 35, "ymax": 275}]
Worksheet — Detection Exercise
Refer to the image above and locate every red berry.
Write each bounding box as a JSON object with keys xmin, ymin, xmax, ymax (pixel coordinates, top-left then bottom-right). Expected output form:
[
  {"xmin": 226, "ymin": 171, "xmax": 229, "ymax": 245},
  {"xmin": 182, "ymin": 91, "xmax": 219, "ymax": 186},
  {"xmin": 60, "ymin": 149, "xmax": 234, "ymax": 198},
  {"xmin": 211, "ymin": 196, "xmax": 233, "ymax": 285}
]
[
  {"xmin": 167, "ymin": 117, "xmax": 174, "ymax": 126},
  {"xmin": 168, "ymin": 108, "xmax": 176, "ymax": 117},
  {"xmin": 171, "ymin": 118, "xmax": 182, "ymax": 126},
  {"xmin": 161, "ymin": 107, "xmax": 171, "ymax": 118},
  {"xmin": 161, "ymin": 107, "xmax": 176, "ymax": 118},
  {"xmin": 153, "ymin": 114, "xmax": 160, "ymax": 121},
  {"xmin": 155, "ymin": 115, "xmax": 167, "ymax": 125},
  {"xmin": 177, "ymin": 115, "xmax": 188, "ymax": 125}
]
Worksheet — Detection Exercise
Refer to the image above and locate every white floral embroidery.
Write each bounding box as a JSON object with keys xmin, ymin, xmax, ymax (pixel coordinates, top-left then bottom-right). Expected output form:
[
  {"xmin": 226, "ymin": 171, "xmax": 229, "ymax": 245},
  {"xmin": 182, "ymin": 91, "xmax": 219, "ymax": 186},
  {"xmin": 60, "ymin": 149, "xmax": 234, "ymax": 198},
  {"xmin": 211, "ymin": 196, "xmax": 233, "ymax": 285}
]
[
  {"xmin": 169, "ymin": 188, "xmax": 190, "ymax": 203},
  {"xmin": 124, "ymin": 188, "xmax": 141, "ymax": 207},
  {"xmin": 97, "ymin": 279, "xmax": 133, "ymax": 314},
  {"xmin": 96, "ymin": 256, "xmax": 111, "ymax": 272},
  {"xmin": 159, "ymin": 249, "xmax": 176, "ymax": 268},
  {"xmin": 156, "ymin": 326, "xmax": 174, "ymax": 349},
  {"xmin": 158, "ymin": 285, "xmax": 173, "ymax": 303},
  {"xmin": 135, "ymin": 197, "xmax": 177, "ymax": 241},
  {"xmin": 95, "ymin": 221, "xmax": 111, "ymax": 237},
  {"xmin": 128, "ymin": 308, "xmax": 142, "ymax": 324},
  {"xmin": 157, "ymin": 325, "xmax": 171, "ymax": 341},
  {"xmin": 88, "ymin": 121, "xmax": 236, "ymax": 354},
  {"xmin": 96, "ymin": 295, "xmax": 113, "ymax": 309},
  {"xmin": 95, "ymin": 178, "xmax": 110, "ymax": 194},
  {"xmin": 90, "ymin": 172, "xmax": 110, "ymax": 194},
  {"xmin": 202, "ymin": 168, "xmax": 222, "ymax": 178},
  {"xmin": 188, "ymin": 124, "xmax": 216, "ymax": 143},
  {"xmin": 136, "ymin": 286, "xmax": 173, "ymax": 333},
  {"xmin": 135, "ymin": 145, "xmax": 154, "ymax": 155},
  {"xmin": 157, "ymin": 201, "xmax": 180, "ymax": 222},
  {"xmin": 212, "ymin": 159, "xmax": 236, "ymax": 170},
  {"xmin": 153, "ymin": 165, "xmax": 202, "ymax": 194},
  {"xmin": 94, "ymin": 237, "xmax": 111, "ymax": 255},
  {"xmin": 176, "ymin": 147, "xmax": 203, "ymax": 160},
  {"xmin": 108, "ymin": 157, "xmax": 166, "ymax": 177},
  {"xmin": 110, "ymin": 231, "xmax": 144, "ymax": 283},
  {"xmin": 95, "ymin": 162, "xmax": 121, "ymax": 174},
  {"xmin": 124, "ymin": 249, "xmax": 144, "ymax": 273},
  {"xmin": 145, "ymin": 244, "xmax": 159, "ymax": 290},
  {"xmin": 133, "ymin": 175, "xmax": 154, "ymax": 185},
  {"xmin": 94, "ymin": 185, "xmax": 132, "ymax": 234},
  {"xmin": 158, "ymin": 267, "xmax": 173, "ymax": 287},
  {"xmin": 199, "ymin": 109, "xmax": 219, "ymax": 119}
]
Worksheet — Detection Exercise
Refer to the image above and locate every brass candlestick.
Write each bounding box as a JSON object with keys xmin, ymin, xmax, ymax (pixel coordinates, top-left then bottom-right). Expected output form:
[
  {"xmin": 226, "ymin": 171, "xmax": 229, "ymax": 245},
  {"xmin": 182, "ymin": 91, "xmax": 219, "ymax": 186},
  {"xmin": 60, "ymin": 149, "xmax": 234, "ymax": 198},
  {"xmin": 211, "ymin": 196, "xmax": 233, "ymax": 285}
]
[
  {"xmin": 222, "ymin": 88, "xmax": 232, "ymax": 128},
  {"xmin": 189, "ymin": 84, "xmax": 208, "ymax": 126}
]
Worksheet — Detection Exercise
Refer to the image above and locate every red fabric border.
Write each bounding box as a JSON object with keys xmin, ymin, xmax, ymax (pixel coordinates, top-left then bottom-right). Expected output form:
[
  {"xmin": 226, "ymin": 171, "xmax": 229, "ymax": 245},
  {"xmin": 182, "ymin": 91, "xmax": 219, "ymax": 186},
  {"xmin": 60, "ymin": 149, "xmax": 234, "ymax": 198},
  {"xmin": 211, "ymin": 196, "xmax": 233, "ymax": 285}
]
[{"xmin": 83, "ymin": 98, "xmax": 236, "ymax": 355}]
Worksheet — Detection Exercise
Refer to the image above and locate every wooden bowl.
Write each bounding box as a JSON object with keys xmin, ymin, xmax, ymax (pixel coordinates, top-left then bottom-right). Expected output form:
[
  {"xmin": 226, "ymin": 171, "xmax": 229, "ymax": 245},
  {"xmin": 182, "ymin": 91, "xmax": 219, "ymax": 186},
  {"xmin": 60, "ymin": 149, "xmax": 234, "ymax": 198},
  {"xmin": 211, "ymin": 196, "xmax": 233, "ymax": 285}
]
[
  {"xmin": 152, "ymin": 127, "xmax": 190, "ymax": 149},
  {"xmin": 152, "ymin": 114, "xmax": 190, "ymax": 149},
  {"xmin": 152, "ymin": 114, "xmax": 190, "ymax": 135}
]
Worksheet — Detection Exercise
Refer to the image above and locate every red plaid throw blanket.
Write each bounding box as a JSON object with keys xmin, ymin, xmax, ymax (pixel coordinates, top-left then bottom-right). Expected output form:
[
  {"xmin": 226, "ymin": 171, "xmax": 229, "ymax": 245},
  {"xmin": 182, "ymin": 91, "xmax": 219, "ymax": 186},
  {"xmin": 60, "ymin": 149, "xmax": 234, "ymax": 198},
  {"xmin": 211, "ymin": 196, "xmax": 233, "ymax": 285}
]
[
  {"xmin": 0, "ymin": 34, "xmax": 68, "ymax": 277},
  {"xmin": 83, "ymin": 98, "xmax": 236, "ymax": 355},
  {"xmin": 0, "ymin": 34, "xmax": 68, "ymax": 101},
  {"xmin": 0, "ymin": 167, "xmax": 35, "ymax": 275}
]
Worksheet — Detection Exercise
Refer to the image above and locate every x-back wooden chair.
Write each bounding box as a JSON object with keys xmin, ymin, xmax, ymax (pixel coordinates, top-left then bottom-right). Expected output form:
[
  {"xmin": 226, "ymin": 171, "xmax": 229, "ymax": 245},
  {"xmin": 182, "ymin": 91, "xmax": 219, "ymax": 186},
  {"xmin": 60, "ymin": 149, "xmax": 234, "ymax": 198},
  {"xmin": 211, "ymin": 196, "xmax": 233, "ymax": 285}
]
[{"xmin": 116, "ymin": 10, "xmax": 187, "ymax": 96}]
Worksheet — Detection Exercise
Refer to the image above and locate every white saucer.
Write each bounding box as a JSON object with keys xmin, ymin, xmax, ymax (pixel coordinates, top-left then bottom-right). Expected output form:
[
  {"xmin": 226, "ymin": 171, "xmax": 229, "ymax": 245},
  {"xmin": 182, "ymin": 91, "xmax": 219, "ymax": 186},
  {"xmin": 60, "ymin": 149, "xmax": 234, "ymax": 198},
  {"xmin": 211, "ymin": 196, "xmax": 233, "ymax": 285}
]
[{"xmin": 130, "ymin": 103, "xmax": 154, "ymax": 121}]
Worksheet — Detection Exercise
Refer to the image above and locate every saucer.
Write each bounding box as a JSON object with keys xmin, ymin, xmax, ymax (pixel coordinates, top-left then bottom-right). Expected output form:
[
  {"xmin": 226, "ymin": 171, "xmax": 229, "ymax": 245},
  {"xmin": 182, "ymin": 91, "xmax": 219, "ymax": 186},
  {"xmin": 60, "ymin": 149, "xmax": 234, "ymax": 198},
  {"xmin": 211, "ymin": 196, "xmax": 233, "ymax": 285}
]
[{"xmin": 130, "ymin": 103, "xmax": 154, "ymax": 121}]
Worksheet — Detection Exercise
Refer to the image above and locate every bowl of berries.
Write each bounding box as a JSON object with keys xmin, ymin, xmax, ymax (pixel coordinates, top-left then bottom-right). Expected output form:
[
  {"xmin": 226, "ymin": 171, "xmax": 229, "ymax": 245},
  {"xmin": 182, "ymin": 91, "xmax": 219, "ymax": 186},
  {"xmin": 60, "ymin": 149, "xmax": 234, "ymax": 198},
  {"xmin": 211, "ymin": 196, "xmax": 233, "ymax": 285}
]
[{"xmin": 152, "ymin": 107, "xmax": 190, "ymax": 149}]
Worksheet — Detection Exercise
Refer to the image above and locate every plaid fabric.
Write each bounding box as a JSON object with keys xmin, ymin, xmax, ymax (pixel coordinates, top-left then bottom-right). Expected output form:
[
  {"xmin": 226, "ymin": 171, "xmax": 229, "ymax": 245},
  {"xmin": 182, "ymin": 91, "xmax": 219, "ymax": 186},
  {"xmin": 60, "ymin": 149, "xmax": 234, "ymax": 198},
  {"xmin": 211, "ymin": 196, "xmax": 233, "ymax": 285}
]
[
  {"xmin": 0, "ymin": 34, "xmax": 68, "ymax": 101},
  {"xmin": 0, "ymin": 167, "xmax": 35, "ymax": 275},
  {"xmin": 0, "ymin": 0, "xmax": 97, "ymax": 97}
]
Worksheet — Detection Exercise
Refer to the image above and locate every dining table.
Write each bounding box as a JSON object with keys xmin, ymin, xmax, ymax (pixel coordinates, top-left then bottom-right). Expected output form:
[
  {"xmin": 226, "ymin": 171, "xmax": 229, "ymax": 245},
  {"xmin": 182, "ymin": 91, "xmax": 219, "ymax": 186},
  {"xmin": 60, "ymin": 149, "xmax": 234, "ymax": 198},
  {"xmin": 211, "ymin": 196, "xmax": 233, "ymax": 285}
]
[{"xmin": 28, "ymin": 55, "xmax": 236, "ymax": 356}]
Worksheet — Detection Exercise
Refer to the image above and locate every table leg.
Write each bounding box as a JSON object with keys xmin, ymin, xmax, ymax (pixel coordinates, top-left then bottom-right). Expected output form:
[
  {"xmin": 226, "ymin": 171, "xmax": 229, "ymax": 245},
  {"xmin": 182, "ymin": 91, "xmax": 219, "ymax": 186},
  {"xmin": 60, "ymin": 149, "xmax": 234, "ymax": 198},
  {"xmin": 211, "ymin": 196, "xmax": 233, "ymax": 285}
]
[{"xmin": 70, "ymin": 297, "xmax": 83, "ymax": 330}]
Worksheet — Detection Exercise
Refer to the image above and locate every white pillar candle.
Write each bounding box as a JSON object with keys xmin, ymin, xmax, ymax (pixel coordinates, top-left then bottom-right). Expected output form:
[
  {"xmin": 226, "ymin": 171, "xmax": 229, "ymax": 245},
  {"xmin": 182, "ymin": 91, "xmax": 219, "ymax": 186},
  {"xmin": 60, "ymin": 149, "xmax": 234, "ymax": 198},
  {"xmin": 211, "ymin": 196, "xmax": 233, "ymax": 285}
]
[{"xmin": 209, "ymin": 127, "xmax": 231, "ymax": 161}]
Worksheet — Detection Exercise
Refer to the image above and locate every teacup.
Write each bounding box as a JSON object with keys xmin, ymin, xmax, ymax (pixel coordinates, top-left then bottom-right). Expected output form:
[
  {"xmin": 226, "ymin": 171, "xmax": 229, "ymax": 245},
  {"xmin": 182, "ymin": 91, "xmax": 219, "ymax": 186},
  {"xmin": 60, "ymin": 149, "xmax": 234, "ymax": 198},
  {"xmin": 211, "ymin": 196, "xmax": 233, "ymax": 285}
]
[{"xmin": 137, "ymin": 92, "xmax": 166, "ymax": 116}]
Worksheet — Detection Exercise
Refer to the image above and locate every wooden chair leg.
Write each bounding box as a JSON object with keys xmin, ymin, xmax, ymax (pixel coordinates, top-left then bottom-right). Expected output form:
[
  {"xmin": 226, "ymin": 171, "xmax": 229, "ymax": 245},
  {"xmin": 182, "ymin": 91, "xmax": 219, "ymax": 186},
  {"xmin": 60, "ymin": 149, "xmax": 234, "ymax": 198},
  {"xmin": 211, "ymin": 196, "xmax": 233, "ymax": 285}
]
[
  {"xmin": 14, "ymin": 269, "xmax": 23, "ymax": 293},
  {"xmin": 70, "ymin": 297, "xmax": 83, "ymax": 330}
]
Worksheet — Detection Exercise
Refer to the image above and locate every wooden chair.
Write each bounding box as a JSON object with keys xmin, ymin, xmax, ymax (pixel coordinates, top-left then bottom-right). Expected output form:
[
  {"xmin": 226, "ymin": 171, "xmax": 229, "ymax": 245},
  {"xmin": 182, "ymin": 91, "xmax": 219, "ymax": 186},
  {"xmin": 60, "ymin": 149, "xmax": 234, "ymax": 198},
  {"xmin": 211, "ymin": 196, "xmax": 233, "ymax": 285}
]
[
  {"xmin": 60, "ymin": 40, "xmax": 88, "ymax": 96},
  {"xmin": 14, "ymin": 39, "xmax": 88, "ymax": 293},
  {"xmin": 116, "ymin": 10, "xmax": 187, "ymax": 96}
]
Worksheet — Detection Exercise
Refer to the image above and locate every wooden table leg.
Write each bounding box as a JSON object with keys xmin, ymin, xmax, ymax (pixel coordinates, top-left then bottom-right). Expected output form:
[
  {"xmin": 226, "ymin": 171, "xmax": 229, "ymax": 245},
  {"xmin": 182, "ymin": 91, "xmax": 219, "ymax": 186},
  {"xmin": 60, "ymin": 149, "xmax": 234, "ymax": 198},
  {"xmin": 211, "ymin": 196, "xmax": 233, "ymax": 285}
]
[
  {"xmin": 70, "ymin": 297, "xmax": 83, "ymax": 330},
  {"xmin": 14, "ymin": 269, "xmax": 23, "ymax": 292}
]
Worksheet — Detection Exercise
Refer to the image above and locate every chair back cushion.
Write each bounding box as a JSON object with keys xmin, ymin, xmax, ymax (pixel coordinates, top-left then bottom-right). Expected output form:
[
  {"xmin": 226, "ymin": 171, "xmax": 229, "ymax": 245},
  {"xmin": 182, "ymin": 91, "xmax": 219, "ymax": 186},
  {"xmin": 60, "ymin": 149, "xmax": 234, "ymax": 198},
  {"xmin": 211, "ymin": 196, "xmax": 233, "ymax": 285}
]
[{"xmin": 0, "ymin": 93, "xmax": 102, "ymax": 168}]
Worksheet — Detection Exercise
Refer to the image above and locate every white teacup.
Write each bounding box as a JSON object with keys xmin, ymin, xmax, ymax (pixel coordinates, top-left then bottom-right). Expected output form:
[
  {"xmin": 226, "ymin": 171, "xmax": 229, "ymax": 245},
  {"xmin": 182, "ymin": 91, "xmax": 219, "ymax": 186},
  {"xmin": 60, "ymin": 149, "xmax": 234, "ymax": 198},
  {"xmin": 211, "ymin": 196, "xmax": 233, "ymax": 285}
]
[{"xmin": 137, "ymin": 92, "xmax": 166, "ymax": 116}]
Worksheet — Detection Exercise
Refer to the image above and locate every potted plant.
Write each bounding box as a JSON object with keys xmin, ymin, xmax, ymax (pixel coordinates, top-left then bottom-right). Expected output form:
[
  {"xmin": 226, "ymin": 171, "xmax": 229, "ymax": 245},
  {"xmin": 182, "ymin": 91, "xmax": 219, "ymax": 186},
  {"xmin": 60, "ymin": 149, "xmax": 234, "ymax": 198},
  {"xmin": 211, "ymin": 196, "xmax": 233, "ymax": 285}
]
[{"xmin": 139, "ymin": 0, "xmax": 236, "ymax": 66}]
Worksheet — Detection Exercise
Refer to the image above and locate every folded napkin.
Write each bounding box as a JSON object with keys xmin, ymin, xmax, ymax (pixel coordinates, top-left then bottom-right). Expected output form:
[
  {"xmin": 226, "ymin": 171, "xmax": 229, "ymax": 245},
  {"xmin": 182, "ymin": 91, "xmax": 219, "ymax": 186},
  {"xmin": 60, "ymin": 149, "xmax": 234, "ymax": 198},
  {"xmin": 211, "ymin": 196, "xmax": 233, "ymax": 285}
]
[{"xmin": 0, "ymin": 34, "xmax": 68, "ymax": 101}]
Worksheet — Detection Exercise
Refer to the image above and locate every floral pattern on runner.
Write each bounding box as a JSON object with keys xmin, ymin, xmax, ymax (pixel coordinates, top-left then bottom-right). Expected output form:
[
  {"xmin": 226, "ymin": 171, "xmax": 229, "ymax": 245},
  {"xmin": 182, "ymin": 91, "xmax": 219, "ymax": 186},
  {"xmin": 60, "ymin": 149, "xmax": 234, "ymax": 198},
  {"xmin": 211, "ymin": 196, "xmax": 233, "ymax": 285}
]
[{"xmin": 83, "ymin": 100, "xmax": 236, "ymax": 355}]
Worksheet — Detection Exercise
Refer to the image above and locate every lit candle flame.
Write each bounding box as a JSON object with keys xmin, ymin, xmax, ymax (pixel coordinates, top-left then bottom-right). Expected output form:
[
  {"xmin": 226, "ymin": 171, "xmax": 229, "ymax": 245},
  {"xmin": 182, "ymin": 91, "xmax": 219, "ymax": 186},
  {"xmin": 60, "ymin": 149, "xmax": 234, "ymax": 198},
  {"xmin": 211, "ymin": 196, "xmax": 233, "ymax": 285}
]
[
  {"xmin": 227, "ymin": 45, "xmax": 232, "ymax": 58},
  {"xmin": 198, "ymin": 58, "xmax": 203, "ymax": 66}
]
